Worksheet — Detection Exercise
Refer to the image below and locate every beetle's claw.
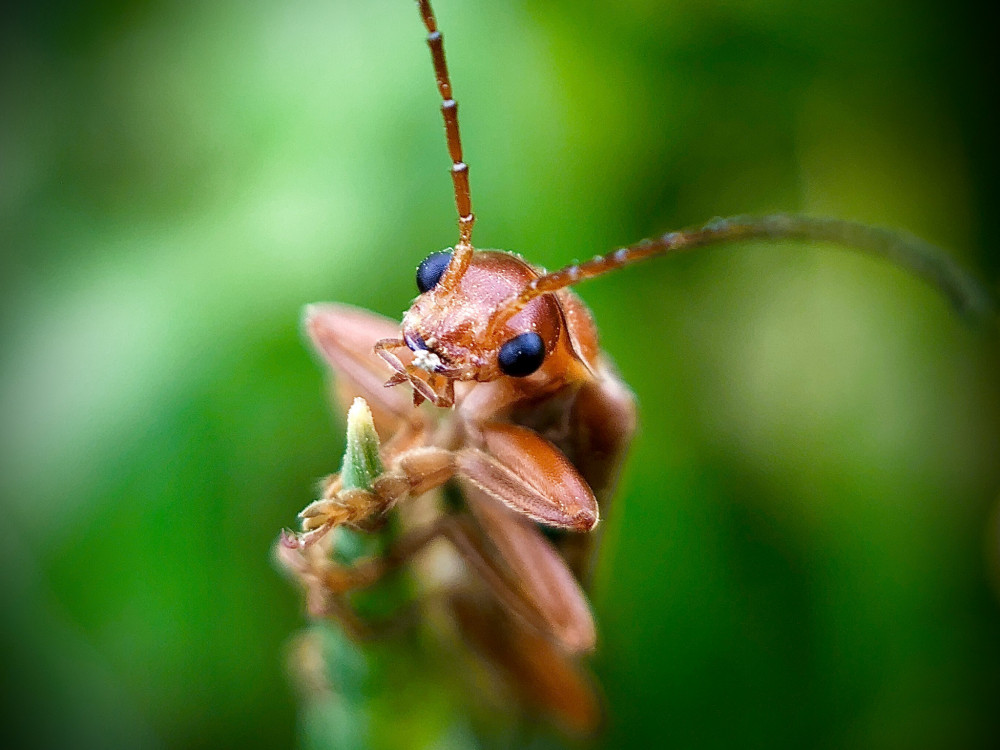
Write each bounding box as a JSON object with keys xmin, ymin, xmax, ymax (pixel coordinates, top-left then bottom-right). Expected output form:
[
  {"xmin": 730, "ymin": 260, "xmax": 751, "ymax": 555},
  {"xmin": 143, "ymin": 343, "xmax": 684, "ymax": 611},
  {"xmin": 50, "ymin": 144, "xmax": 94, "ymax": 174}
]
[{"xmin": 384, "ymin": 372, "xmax": 408, "ymax": 387}]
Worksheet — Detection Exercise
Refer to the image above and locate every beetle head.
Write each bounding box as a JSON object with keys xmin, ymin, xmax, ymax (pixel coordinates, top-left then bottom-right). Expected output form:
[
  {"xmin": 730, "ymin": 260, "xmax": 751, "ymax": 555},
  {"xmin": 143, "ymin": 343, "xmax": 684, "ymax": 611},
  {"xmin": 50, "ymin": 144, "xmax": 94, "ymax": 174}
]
[{"xmin": 377, "ymin": 248, "xmax": 566, "ymax": 407}]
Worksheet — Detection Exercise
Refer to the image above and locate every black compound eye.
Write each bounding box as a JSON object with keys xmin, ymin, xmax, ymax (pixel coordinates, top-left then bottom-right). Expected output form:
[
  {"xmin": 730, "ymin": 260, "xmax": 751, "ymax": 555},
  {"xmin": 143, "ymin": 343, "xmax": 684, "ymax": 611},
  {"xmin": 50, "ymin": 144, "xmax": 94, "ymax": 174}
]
[
  {"xmin": 498, "ymin": 332, "xmax": 546, "ymax": 377},
  {"xmin": 416, "ymin": 250, "xmax": 453, "ymax": 293}
]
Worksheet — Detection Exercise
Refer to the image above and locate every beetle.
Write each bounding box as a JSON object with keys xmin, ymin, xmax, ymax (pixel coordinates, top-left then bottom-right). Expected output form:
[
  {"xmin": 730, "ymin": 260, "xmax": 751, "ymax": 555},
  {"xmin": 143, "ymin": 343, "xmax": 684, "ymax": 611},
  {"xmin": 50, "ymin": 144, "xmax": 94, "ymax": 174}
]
[{"xmin": 278, "ymin": 0, "xmax": 992, "ymax": 733}]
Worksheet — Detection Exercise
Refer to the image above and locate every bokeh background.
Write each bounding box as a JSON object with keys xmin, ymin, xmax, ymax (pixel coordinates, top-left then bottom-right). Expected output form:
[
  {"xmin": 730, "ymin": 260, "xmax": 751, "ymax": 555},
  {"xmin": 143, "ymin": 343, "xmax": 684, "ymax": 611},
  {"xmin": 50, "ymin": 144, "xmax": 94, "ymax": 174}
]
[{"xmin": 2, "ymin": 0, "xmax": 999, "ymax": 747}]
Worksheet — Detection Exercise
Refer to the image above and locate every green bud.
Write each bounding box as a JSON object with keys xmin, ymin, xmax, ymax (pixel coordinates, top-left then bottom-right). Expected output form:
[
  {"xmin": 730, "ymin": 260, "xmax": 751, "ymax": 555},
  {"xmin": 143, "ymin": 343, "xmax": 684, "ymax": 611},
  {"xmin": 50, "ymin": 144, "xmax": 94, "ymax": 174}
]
[{"xmin": 340, "ymin": 398, "xmax": 384, "ymax": 492}]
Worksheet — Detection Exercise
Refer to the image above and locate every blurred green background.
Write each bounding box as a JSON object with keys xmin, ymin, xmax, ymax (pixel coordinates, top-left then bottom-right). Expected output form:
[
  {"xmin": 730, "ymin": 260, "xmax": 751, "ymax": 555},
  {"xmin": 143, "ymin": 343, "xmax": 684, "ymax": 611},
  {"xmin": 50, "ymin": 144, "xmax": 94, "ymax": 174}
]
[{"xmin": 2, "ymin": 0, "xmax": 999, "ymax": 747}]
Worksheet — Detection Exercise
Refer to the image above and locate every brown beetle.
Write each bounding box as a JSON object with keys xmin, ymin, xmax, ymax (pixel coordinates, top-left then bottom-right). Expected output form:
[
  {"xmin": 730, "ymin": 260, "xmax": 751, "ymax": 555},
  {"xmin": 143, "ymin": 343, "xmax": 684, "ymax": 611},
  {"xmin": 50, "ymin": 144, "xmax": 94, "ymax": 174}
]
[{"xmin": 278, "ymin": 0, "xmax": 991, "ymax": 732}]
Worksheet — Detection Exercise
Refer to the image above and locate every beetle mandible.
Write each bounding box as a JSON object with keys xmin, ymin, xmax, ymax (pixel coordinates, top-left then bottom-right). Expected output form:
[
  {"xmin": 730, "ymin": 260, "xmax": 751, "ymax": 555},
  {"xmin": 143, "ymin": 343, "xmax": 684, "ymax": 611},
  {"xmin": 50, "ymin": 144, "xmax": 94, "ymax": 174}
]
[{"xmin": 278, "ymin": 0, "xmax": 991, "ymax": 731}]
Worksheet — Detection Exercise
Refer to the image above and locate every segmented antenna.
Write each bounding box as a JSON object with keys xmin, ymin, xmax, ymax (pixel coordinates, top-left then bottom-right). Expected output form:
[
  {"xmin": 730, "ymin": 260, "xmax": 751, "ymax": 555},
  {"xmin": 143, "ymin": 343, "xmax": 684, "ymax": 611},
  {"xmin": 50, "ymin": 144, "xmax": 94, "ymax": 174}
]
[
  {"xmin": 417, "ymin": 0, "xmax": 475, "ymax": 285},
  {"xmin": 492, "ymin": 214, "xmax": 996, "ymax": 332}
]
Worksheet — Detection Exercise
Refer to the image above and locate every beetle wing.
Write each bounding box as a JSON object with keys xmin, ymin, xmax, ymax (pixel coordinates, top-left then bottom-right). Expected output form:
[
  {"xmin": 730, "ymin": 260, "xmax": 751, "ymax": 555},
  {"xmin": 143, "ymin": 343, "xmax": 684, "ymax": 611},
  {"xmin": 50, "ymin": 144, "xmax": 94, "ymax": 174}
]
[
  {"xmin": 460, "ymin": 481, "xmax": 597, "ymax": 654},
  {"xmin": 304, "ymin": 303, "xmax": 419, "ymax": 434},
  {"xmin": 448, "ymin": 589, "xmax": 602, "ymax": 734}
]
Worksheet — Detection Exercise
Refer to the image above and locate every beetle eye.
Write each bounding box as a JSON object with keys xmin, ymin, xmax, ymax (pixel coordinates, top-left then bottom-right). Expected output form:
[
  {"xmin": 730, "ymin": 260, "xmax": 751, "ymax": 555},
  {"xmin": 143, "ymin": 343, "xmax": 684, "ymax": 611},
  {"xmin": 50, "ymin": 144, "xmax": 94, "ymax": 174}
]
[
  {"xmin": 416, "ymin": 250, "xmax": 453, "ymax": 293},
  {"xmin": 498, "ymin": 332, "xmax": 546, "ymax": 377}
]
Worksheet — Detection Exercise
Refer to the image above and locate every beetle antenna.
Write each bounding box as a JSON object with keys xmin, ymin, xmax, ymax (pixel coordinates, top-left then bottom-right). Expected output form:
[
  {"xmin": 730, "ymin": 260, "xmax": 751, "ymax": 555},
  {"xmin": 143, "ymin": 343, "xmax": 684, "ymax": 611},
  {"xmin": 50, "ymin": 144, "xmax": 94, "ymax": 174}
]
[
  {"xmin": 416, "ymin": 0, "xmax": 475, "ymax": 283},
  {"xmin": 494, "ymin": 214, "xmax": 996, "ymax": 331}
]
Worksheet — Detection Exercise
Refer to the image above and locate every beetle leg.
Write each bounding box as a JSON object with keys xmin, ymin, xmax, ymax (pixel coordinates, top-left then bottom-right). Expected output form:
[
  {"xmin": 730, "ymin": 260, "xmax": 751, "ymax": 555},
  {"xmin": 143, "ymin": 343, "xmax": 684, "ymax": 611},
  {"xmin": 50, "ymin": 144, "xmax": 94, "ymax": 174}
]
[
  {"xmin": 285, "ymin": 411, "xmax": 600, "ymax": 655},
  {"xmin": 297, "ymin": 417, "xmax": 603, "ymax": 548},
  {"xmin": 329, "ymin": 513, "xmax": 571, "ymax": 634},
  {"xmin": 286, "ymin": 442, "xmax": 456, "ymax": 549},
  {"xmin": 456, "ymin": 422, "xmax": 599, "ymax": 531},
  {"xmin": 278, "ymin": 448, "xmax": 455, "ymax": 619},
  {"xmin": 285, "ymin": 475, "xmax": 596, "ymax": 655},
  {"xmin": 374, "ymin": 338, "xmax": 456, "ymax": 407},
  {"xmin": 281, "ymin": 509, "xmax": 568, "ymax": 639}
]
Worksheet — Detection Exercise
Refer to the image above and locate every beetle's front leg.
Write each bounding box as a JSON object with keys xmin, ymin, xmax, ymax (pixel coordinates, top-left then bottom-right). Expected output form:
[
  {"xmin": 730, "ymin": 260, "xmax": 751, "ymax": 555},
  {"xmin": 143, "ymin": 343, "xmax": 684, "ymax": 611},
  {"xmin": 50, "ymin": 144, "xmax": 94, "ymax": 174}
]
[
  {"xmin": 281, "ymin": 415, "xmax": 600, "ymax": 653},
  {"xmin": 278, "ymin": 437, "xmax": 457, "ymax": 625},
  {"xmin": 294, "ymin": 413, "xmax": 603, "ymax": 546},
  {"xmin": 288, "ymin": 444, "xmax": 456, "ymax": 548}
]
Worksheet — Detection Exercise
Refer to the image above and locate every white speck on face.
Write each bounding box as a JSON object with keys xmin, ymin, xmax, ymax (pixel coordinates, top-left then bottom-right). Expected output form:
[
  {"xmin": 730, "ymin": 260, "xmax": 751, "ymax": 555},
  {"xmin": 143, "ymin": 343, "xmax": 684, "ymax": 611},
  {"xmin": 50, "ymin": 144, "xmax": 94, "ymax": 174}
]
[{"xmin": 412, "ymin": 348, "xmax": 442, "ymax": 373}]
